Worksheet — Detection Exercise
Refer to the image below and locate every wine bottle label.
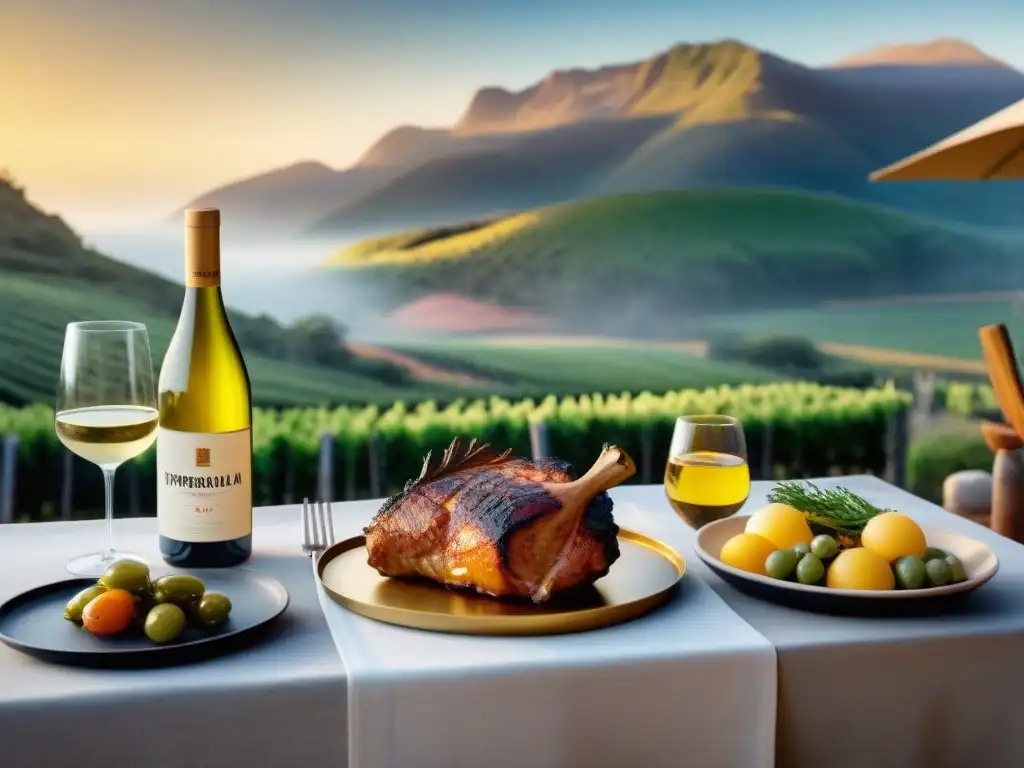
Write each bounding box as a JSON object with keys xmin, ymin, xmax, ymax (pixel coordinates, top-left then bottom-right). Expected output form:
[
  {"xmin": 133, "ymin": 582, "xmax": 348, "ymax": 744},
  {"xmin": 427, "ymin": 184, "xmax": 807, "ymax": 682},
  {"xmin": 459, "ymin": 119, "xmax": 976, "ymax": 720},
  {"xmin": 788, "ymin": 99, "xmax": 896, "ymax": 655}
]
[{"xmin": 157, "ymin": 427, "xmax": 252, "ymax": 542}]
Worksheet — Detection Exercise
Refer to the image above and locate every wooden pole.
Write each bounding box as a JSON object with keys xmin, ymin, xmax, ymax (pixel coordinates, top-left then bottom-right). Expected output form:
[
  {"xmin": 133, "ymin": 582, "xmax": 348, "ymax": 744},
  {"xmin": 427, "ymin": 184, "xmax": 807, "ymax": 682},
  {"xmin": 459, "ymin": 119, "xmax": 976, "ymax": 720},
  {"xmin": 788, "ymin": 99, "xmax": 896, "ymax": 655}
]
[
  {"xmin": 529, "ymin": 420, "xmax": 549, "ymax": 461},
  {"xmin": 991, "ymin": 451, "xmax": 1024, "ymax": 541},
  {"xmin": 368, "ymin": 429, "xmax": 382, "ymax": 498},
  {"xmin": 344, "ymin": 445, "xmax": 356, "ymax": 501},
  {"xmin": 982, "ymin": 421, "xmax": 1024, "ymax": 542},
  {"xmin": 283, "ymin": 443, "xmax": 294, "ymax": 505},
  {"xmin": 912, "ymin": 371, "xmax": 936, "ymax": 421},
  {"xmin": 979, "ymin": 324, "xmax": 1024, "ymax": 440},
  {"xmin": 61, "ymin": 448, "xmax": 74, "ymax": 520},
  {"xmin": 318, "ymin": 433, "xmax": 334, "ymax": 502},
  {"xmin": 128, "ymin": 460, "xmax": 140, "ymax": 517},
  {"xmin": 885, "ymin": 407, "xmax": 909, "ymax": 488},
  {"xmin": 760, "ymin": 423, "xmax": 774, "ymax": 481},
  {"xmin": 1, "ymin": 435, "xmax": 18, "ymax": 524},
  {"xmin": 640, "ymin": 425, "xmax": 653, "ymax": 484}
]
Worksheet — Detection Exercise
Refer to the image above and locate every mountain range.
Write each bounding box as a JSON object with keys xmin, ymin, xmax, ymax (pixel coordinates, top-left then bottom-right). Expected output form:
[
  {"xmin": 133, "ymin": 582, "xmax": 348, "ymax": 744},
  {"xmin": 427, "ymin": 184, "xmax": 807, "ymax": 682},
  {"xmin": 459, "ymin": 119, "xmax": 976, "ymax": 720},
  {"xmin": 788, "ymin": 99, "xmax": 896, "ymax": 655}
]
[{"xmin": 179, "ymin": 37, "xmax": 1024, "ymax": 237}]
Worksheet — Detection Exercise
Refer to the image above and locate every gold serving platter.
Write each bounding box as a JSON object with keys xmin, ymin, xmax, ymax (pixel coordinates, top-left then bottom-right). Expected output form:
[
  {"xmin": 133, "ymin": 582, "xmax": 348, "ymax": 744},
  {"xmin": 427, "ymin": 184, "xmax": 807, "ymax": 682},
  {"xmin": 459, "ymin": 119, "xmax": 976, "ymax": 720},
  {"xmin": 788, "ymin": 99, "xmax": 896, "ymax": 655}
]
[{"xmin": 317, "ymin": 528, "xmax": 685, "ymax": 636}]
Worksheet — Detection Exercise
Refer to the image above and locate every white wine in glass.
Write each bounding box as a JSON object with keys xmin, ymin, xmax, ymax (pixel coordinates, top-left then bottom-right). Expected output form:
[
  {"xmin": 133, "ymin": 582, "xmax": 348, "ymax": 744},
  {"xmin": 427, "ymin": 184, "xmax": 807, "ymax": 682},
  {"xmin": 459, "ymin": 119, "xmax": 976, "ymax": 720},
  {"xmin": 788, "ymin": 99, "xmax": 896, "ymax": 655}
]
[
  {"xmin": 56, "ymin": 321, "xmax": 158, "ymax": 576},
  {"xmin": 664, "ymin": 415, "xmax": 750, "ymax": 529}
]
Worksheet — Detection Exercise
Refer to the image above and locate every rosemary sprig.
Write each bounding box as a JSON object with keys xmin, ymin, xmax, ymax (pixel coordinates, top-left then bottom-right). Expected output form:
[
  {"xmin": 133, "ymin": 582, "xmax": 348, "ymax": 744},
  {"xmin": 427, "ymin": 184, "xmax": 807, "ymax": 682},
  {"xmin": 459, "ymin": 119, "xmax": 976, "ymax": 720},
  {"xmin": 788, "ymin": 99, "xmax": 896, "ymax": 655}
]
[{"xmin": 766, "ymin": 480, "xmax": 885, "ymax": 536}]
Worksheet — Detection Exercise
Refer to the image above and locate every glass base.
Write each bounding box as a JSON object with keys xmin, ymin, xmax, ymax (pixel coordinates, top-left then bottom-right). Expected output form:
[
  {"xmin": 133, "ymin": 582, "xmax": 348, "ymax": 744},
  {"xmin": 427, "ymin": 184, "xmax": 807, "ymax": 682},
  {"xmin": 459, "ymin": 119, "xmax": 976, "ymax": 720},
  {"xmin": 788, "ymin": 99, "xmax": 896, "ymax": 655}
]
[{"xmin": 66, "ymin": 550, "xmax": 148, "ymax": 578}]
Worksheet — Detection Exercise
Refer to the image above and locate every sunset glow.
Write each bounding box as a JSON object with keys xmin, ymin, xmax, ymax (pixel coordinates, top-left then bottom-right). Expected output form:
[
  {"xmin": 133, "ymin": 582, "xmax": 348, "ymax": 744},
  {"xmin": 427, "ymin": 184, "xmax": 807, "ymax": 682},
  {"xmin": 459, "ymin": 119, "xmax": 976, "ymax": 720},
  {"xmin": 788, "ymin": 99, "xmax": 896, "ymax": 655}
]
[{"xmin": 2, "ymin": 0, "xmax": 1021, "ymax": 227}]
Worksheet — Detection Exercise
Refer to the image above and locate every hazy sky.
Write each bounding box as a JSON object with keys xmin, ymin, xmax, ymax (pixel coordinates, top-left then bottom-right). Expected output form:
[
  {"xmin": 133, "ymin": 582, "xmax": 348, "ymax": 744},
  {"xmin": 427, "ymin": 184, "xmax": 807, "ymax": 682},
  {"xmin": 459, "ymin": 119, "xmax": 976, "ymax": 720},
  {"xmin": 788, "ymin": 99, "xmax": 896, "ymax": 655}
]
[{"xmin": 3, "ymin": 0, "xmax": 1022, "ymax": 228}]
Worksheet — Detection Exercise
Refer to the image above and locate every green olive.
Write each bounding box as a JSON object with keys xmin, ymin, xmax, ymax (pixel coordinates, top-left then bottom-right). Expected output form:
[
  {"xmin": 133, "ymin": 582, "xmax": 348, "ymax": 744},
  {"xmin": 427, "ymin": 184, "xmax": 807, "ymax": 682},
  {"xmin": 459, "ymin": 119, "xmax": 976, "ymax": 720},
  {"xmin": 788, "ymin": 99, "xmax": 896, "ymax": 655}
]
[
  {"xmin": 193, "ymin": 593, "xmax": 233, "ymax": 628},
  {"xmin": 810, "ymin": 535, "xmax": 838, "ymax": 560},
  {"xmin": 153, "ymin": 574, "xmax": 206, "ymax": 606},
  {"xmin": 144, "ymin": 603, "xmax": 187, "ymax": 644},
  {"xmin": 98, "ymin": 560, "xmax": 152, "ymax": 595},
  {"xmin": 894, "ymin": 556, "xmax": 926, "ymax": 590},
  {"xmin": 945, "ymin": 554, "xmax": 967, "ymax": 583},
  {"xmin": 926, "ymin": 558, "xmax": 953, "ymax": 587},
  {"xmin": 765, "ymin": 549, "xmax": 799, "ymax": 580},
  {"xmin": 923, "ymin": 547, "xmax": 948, "ymax": 563},
  {"xmin": 792, "ymin": 542, "xmax": 811, "ymax": 557},
  {"xmin": 64, "ymin": 585, "xmax": 108, "ymax": 623},
  {"xmin": 796, "ymin": 553, "xmax": 825, "ymax": 585}
]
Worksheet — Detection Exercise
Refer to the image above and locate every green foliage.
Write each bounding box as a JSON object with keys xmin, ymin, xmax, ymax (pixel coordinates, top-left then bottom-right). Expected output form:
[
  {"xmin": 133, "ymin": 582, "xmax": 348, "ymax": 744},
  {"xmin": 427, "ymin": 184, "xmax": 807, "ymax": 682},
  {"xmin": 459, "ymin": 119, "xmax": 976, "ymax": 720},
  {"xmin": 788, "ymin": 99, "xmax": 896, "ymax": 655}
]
[
  {"xmin": 934, "ymin": 381, "xmax": 999, "ymax": 418},
  {"xmin": 284, "ymin": 313, "xmax": 352, "ymax": 367},
  {"xmin": 907, "ymin": 431, "xmax": 991, "ymax": 504},
  {"xmin": 1, "ymin": 381, "xmax": 910, "ymax": 522},
  {"xmin": 706, "ymin": 333, "xmax": 876, "ymax": 388},
  {"xmin": 709, "ymin": 334, "xmax": 824, "ymax": 370}
]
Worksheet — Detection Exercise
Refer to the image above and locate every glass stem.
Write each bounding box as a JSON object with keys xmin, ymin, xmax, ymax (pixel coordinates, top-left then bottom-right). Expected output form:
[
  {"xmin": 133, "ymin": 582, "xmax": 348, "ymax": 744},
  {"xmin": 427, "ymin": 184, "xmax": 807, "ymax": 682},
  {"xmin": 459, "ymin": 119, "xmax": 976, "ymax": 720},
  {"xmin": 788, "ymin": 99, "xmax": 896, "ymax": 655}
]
[{"xmin": 102, "ymin": 467, "xmax": 116, "ymax": 560}]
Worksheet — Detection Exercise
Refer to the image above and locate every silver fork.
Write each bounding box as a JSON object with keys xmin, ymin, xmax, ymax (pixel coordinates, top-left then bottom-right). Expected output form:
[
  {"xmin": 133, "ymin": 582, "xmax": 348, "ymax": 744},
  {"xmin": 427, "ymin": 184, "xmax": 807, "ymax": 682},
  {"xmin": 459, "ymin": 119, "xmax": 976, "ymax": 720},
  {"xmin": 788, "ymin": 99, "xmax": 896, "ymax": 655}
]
[{"xmin": 302, "ymin": 497, "xmax": 336, "ymax": 560}]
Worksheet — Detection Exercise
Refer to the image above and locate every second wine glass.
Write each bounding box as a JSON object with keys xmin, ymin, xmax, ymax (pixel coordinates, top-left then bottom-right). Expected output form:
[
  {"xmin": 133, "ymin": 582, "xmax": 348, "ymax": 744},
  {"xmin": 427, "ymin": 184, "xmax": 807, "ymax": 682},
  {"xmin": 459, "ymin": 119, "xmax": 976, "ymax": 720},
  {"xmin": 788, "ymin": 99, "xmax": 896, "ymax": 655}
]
[
  {"xmin": 55, "ymin": 321, "xmax": 158, "ymax": 576},
  {"xmin": 664, "ymin": 415, "xmax": 750, "ymax": 529}
]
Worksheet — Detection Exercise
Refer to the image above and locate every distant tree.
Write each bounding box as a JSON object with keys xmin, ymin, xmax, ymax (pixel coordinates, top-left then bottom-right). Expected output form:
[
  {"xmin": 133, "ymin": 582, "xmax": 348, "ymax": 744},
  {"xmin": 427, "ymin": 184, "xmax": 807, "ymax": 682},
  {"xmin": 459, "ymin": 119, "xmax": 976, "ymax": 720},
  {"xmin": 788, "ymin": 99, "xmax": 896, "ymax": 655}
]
[
  {"xmin": 708, "ymin": 334, "xmax": 825, "ymax": 371},
  {"xmin": 232, "ymin": 313, "xmax": 290, "ymax": 359},
  {"xmin": 288, "ymin": 314, "xmax": 352, "ymax": 367}
]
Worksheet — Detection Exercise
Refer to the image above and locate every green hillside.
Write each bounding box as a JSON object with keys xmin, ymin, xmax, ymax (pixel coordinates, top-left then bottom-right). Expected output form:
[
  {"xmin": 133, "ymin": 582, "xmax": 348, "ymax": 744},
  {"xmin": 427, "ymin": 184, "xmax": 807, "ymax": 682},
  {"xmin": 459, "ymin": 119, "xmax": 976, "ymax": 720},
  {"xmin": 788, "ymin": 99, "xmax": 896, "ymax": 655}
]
[
  {"xmin": 0, "ymin": 175, "xmax": 182, "ymax": 314},
  {"xmin": 324, "ymin": 188, "xmax": 1024, "ymax": 335},
  {"xmin": 699, "ymin": 297, "xmax": 1023, "ymax": 361},
  {"xmin": 383, "ymin": 338, "xmax": 780, "ymax": 396},
  {"xmin": 0, "ymin": 273, "xmax": 456, "ymax": 406},
  {"xmin": 0, "ymin": 176, "xmax": 451, "ymax": 407}
]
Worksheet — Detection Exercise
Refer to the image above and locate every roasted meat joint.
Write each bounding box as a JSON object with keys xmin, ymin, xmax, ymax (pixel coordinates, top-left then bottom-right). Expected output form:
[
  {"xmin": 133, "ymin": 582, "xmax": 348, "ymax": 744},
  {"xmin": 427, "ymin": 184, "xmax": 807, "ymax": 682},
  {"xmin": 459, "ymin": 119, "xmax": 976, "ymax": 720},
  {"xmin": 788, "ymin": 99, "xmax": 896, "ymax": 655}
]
[{"xmin": 364, "ymin": 439, "xmax": 637, "ymax": 602}]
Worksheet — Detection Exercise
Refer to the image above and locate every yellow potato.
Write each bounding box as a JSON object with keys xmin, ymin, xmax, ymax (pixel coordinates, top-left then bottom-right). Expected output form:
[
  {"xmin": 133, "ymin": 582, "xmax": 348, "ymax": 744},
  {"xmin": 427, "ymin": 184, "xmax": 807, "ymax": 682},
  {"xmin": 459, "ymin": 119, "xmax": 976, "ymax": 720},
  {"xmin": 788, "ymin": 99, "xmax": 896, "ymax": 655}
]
[
  {"xmin": 826, "ymin": 547, "xmax": 895, "ymax": 591},
  {"xmin": 860, "ymin": 512, "xmax": 927, "ymax": 564},
  {"xmin": 719, "ymin": 533, "xmax": 777, "ymax": 576},
  {"xmin": 744, "ymin": 503, "xmax": 813, "ymax": 550}
]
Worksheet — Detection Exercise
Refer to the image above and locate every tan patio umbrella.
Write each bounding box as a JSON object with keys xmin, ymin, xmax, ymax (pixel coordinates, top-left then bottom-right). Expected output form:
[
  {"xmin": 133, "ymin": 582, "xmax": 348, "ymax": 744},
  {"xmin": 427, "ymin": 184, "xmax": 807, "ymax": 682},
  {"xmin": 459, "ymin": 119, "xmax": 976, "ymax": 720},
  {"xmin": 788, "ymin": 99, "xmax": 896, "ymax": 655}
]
[{"xmin": 870, "ymin": 96, "xmax": 1024, "ymax": 180}]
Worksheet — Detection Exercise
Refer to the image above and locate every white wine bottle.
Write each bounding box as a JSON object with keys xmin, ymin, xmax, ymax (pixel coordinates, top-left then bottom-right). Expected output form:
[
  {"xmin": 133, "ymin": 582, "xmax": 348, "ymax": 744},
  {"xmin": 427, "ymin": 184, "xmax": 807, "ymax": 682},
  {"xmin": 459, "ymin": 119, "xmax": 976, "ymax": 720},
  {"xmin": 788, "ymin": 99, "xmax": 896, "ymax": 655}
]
[{"xmin": 157, "ymin": 208, "xmax": 253, "ymax": 566}]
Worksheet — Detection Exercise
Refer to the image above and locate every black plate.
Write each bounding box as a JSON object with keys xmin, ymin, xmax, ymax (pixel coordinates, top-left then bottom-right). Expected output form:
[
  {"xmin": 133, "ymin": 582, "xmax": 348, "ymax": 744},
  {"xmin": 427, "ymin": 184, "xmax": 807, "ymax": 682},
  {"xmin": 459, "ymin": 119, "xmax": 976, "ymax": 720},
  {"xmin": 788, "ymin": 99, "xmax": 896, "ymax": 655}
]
[{"xmin": 0, "ymin": 568, "xmax": 289, "ymax": 668}]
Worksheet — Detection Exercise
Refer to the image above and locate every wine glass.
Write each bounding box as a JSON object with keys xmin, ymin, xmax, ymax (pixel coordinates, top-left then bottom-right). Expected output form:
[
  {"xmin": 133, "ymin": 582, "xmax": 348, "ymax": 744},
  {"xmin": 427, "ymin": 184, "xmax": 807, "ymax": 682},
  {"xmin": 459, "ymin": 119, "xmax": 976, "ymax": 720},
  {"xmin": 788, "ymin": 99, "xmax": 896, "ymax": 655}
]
[
  {"xmin": 55, "ymin": 321, "xmax": 158, "ymax": 576},
  {"xmin": 664, "ymin": 415, "xmax": 750, "ymax": 529}
]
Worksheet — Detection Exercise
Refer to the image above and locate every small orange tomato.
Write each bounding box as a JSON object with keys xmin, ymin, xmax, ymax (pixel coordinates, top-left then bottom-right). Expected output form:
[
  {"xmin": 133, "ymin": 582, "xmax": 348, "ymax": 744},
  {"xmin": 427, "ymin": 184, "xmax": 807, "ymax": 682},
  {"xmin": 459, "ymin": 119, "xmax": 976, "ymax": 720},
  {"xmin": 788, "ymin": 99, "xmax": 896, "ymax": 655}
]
[{"xmin": 81, "ymin": 588, "xmax": 135, "ymax": 637}]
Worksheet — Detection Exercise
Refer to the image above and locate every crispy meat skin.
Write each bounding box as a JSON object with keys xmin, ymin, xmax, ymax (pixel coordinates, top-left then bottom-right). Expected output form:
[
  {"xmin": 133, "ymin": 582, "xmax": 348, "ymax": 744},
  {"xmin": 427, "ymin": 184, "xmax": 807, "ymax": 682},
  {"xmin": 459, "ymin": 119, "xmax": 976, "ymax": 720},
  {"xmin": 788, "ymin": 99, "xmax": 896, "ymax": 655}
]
[{"xmin": 363, "ymin": 440, "xmax": 623, "ymax": 601}]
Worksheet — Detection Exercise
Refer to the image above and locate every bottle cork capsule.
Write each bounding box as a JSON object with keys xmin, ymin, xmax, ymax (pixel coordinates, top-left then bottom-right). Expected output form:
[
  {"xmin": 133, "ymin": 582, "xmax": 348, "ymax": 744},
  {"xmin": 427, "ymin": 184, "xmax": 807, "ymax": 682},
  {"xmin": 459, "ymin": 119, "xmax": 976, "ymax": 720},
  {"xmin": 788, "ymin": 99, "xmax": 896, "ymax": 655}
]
[
  {"xmin": 185, "ymin": 208, "xmax": 220, "ymax": 228},
  {"xmin": 184, "ymin": 208, "xmax": 221, "ymax": 287}
]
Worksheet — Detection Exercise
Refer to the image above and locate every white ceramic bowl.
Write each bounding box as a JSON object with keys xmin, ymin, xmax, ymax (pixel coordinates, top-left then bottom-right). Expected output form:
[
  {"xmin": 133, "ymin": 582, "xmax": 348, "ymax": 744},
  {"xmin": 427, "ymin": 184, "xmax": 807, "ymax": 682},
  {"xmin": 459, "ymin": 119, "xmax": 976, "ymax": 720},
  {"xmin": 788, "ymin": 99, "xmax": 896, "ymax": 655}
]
[{"xmin": 695, "ymin": 515, "xmax": 999, "ymax": 615}]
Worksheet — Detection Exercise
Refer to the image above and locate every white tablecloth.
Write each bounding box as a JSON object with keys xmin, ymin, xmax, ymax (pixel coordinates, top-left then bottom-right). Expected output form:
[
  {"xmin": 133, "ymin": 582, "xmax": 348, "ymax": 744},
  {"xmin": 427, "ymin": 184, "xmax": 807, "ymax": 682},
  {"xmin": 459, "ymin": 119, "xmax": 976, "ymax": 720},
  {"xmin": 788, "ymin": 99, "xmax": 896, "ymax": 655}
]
[
  {"xmin": 613, "ymin": 477, "xmax": 1024, "ymax": 768},
  {"xmin": 0, "ymin": 510, "xmax": 347, "ymax": 768},
  {"xmin": 316, "ymin": 499, "xmax": 777, "ymax": 768},
  {"xmin": 10, "ymin": 476, "xmax": 1016, "ymax": 767}
]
